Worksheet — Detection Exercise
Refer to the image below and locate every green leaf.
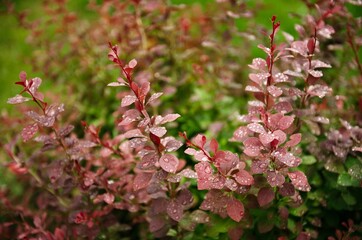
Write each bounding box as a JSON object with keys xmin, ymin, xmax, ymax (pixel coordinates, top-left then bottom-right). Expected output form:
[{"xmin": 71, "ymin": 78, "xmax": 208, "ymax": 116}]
[
  {"xmin": 337, "ymin": 173, "xmax": 360, "ymax": 187},
  {"xmin": 348, "ymin": 164, "xmax": 362, "ymax": 180},
  {"xmin": 289, "ymin": 204, "xmax": 308, "ymax": 217},
  {"xmin": 302, "ymin": 155, "xmax": 317, "ymax": 165},
  {"xmin": 341, "ymin": 192, "xmax": 357, "ymax": 205},
  {"xmin": 324, "ymin": 160, "xmax": 345, "ymax": 174}
]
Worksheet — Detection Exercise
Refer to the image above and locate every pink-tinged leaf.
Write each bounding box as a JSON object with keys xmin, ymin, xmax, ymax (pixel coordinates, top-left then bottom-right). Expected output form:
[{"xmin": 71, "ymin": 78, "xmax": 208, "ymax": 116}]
[
  {"xmin": 176, "ymin": 189, "xmax": 193, "ymax": 207},
  {"xmin": 273, "ymin": 130, "xmax": 287, "ymax": 144},
  {"xmin": 249, "ymin": 73, "xmax": 270, "ymax": 86},
  {"xmin": 21, "ymin": 123, "xmax": 38, "ymax": 142},
  {"xmin": 178, "ymin": 169, "xmax": 197, "ymax": 179},
  {"xmin": 248, "ymin": 58, "xmax": 267, "ymax": 71},
  {"xmin": 195, "ymin": 162, "xmax": 213, "ymax": 190},
  {"xmin": 274, "ymin": 72, "xmax": 289, "ymax": 83},
  {"xmin": 133, "ymin": 172, "xmax": 153, "ymax": 191},
  {"xmin": 285, "ymin": 133, "xmax": 302, "ymax": 148},
  {"xmin": 308, "ymin": 69, "xmax": 323, "ymax": 78},
  {"xmin": 307, "ymin": 84, "xmax": 332, "ymax": 98},
  {"xmin": 167, "ymin": 200, "xmax": 183, "ymax": 221},
  {"xmin": 247, "ymin": 123, "xmax": 266, "ymax": 134},
  {"xmin": 47, "ymin": 160, "xmax": 63, "ymax": 183},
  {"xmin": 129, "ymin": 138, "xmax": 147, "ymax": 148},
  {"xmin": 103, "ymin": 193, "xmax": 115, "ymax": 205},
  {"xmin": 54, "ymin": 228, "xmax": 66, "ymax": 240},
  {"xmin": 273, "ymin": 150, "xmax": 301, "ymax": 167},
  {"xmin": 210, "ymin": 138, "xmax": 219, "ymax": 154},
  {"xmin": 257, "ymin": 44, "xmax": 270, "ymax": 54},
  {"xmin": 227, "ymin": 198, "xmax": 245, "ymax": 222},
  {"xmin": 259, "ymin": 132, "xmax": 275, "ymax": 146},
  {"xmin": 124, "ymin": 129, "xmax": 144, "ymax": 138},
  {"xmin": 149, "ymin": 126, "xmax": 167, "ymax": 138},
  {"xmin": 164, "ymin": 138, "xmax": 183, "ymax": 152},
  {"xmin": 45, "ymin": 104, "xmax": 64, "ymax": 117},
  {"xmin": 147, "ymin": 92, "xmax": 163, "ymax": 105},
  {"xmin": 251, "ymin": 160, "xmax": 269, "ymax": 174},
  {"xmin": 245, "ymin": 85, "xmax": 263, "ymax": 93},
  {"xmin": 19, "ymin": 71, "xmax": 27, "ymax": 81},
  {"xmin": 7, "ymin": 94, "xmax": 31, "ymax": 104},
  {"xmin": 225, "ymin": 178, "xmax": 239, "ymax": 191},
  {"xmin": 243, "ymin": 137, "xmax": 262, "ymax": 157},
  {"xmin": 138, "ymin": 152, "xmax": 158, "ymax": 170},
  {"xmin": 318, "ymin": 25, "xmax": 335, "ymax": 38},
  {"xmin": 288, "ymin": 171, "xmax": 311, "ymax": 191},
  {"xmin": 267, "ymin": 85, "xmax": 283, "ymax": 97},
  {"xmin": 278, "ymin": 182, "xmax": 295, "ymax": 196},
  {"xmin": 278, "ymin": 115, "xmax": 295, "ymax": 130},
  {"xmin": 273, "ymin": 101, "xmax": 293, "ymax": 113},
  {"xmin": 77, "ymin": 140, "xmax": 97, "ymax": 148},
  {"xmin": 307, "ymin": 38, "xmax": 315, "ymax": 54},
  {"xmin": 29, "ymin": 77, "xmax": 42, "ymax": 95},
  {"xmin": 209, "ymin": 175, "xmax": 226, "ymax": 189},
  {"xmin": 190, "ymin": 210, "xmax": 210, "ymax": 224},
  {"xmin": 159, "ymin": 154, "xmax": 179, "ymax": 173},
  {"xmin": 121, "ymin": 95, "xmax": 137, "ymax": 107},
  {"xmin": 25, "ymin": 111, "xmax": 55, "ymax": 127},
  {"xmin": 268, "ymin": 113, "xmax": 283, "ymax": 130},
  {"xmin": 235, "ymin": 169, "xmax": 254, "ymax": 186},
  {"xmin": 193, "ymin": 134, "xmax": 207, "ymax": 148},
  {"xmin": 289, "ymin": 40, "xmax": 308, "ymax": 56},
  {"xmin": 284, "ymin": 70, "xmax": 304, "ymax": 78},
  {"xmin": 140, "ymin": 82, "xmax": 150, "ymax": 103},
  {"xmin": 214, "ymin": 151, "xmax": 239, "ymax": 175},
  {"xmin": 184, "ymin": 148, "xmax": 197, "ymax": 155},
  {"xmin": 107, "ymin": 82, "xmax": 126, "ymax": 87},
  {"xmin": 232, "ymin": 126, "xmax": 249, "ymax": 142},
  {"xmin": 59, "ymin": 125, "xmax": 74, "ymax": 137},
  {"xmin": 160, "ymin": 113, "xmax": 181, "ymax": 124},
  {"xmin": 266, "ymin": 171, "xmax": 285, "ymax": 187},
  {"xmin": 128, "ymin": 59, "xmax": 137, "ymax": 68},
  {"xmin": 257, "ymin": 187, "xmax": 275, "ymax": 207},
  {"xmin": 311, "ymin": 60, "xmax": 331, "ymax": 69}
]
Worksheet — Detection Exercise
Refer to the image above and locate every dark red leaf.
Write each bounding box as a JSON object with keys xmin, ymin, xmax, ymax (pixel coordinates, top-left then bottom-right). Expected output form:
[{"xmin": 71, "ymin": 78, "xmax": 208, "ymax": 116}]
[
  {"xmin": 167, "ymin": 200, "xmax": 183, "ymax": 221},
  {"xmin": 227, "ymin": 198, "xmax": 245, "ymax": 222},
  {"xmin": 257, "ymin": 187, "xmax": 275, "ymax": 207},
  {"xmin": 235, "ymin": 169, "xmax": 254, "ymax": 186},
  {"xmin": 133, "ymin": 172, "xmax": 154, "ymax": 191}
]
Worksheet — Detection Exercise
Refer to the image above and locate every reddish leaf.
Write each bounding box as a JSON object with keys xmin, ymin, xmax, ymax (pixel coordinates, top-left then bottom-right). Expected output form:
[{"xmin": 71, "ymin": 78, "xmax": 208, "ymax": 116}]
[
  {"xmin": 278, "ymin": 182, "xmax": 296, "ymax": 196},
  {"xmin": 273, "ymin": 130, "xmax": 287, "ymax": 144},
  {"xmin": 210, "ymin": 138, "xmax": 219, "ymax": 154},
  {"xmin": 21, "ymin": 123, "xmax": 38, "ymax": 142},
  {"xmin": 267, "ymin": 85, "xmax": 283, "ymax": 97},
  {"xmin": 232, "ymin": 126, "xmax": 249, "ymax": 142},
  {"xmin": 176, "ymin": 189, "xmax": 193, "ymax": 207},
  {"xmin": 167, "ymin": 200, "xmax": 183, "ymax": 221},
  {"xmin": 227, "ymin": 198, "xmax": 245, "ymax": 222},
  {"xmin": 251, "ymin": 160, "xmax": 269, "ymax": 174},
  {"xmin": 266, "ymin": 171, "xmax": 285, "ymax": 187},
  {"xmin": 285, "ymin": 133, "xmax": 302, "ymax": 148},
  {"xmin": 259, "ymin": 132, "xmax": 275, "ymax": 146},
  {"xmin": 133, "ymin": 172, "xmax": 154, "ymax": 191},
  {"xmin": 249, "ymin": 73, "xmax": 270, "ymax": 86},
  {"xmin": 215, "ymin": 151, "xmax": 239, "ymax": 175},
  {"xmin": 228, "ymin": 227, "xmax": 244, "ymax": 240},
  {"xmin": 195, "ymin": 162, "xmax": 213, "ymax": 190},
  {"xmin": 273, "ymin": 101, "xmax": 293, "ymax": 113},
  {"xmin": 128, "ymin": 59, "xmax": 137, "ymax": 68},
  {"xmin": 278, "ymin": 116, "xmax": 295, "ymax": 130},
  {"xmin": 149, "ymin": 215, "xmax": 166, "ymax": 232},
  {"xmin": 147, "ymin": 92, "xmax": 163, "ymax": 105},
  {"xmin": 235, "ymin": 169, "xmax": 254, "ymax": 186},
  {"xmin": 29, "ymin": 77, "xmax": 42, "ymax": 95},
  {"xmin": 160, "ymin": 113, "xmax": 180, "ymax": 124},
  {"xmin": 121, "ymin": 95, "xmax": 137, "ymax": 107},
  {"xmin": 193, "ymin": 134, "xmax": 207, "ymax": 148},
  {"xmin": 248, "ymin": 58, "xmax": 267, "ymax": 71},
  {"xmin": 243, "ymin": 137, "xmax": 263, "ymax": 157},
  {"xmin": 288, "ymin": 171, "xmax": 311, "ymax": 191},
  {"xmin": 149, "ymin": 126, "xmax": 167, "ymax": 137},
  {"xmin": 247, "ymin": 123, "xmax": 266, "ymax": 134},
  {"xmin": 257, "ymin": 187, "xmax": 275, "ymax": 207},
  {"xmin": 7, "ymin": 94, "xmax": 31, "ymax": 104},
  {"xmin": 159, "ymin": 154, "xmax": 179, "ymax": 173},
  {"xmin": 274, "ymin": 72, "xmax": 289, "ymax": 83}
]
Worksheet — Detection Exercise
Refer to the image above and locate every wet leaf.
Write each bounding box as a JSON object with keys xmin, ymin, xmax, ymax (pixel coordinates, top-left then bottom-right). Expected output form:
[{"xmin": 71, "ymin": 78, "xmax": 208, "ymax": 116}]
[
  {"xmin": 257, "ymin": 187, "xmax": 275, "ymax": 207},
  {"xmin": 288, "ymin": 171, "xmax": 311, "ymax": 191},
  {"xmin": 159, "ymin": 154, "xmax": 179, "ymax": 173},
  {"xmin": 227, "ymin": 198, "xmax": 244, "ymax": 222},
  {"xmin": 167, "ymin": 200, "xmax": 183, "ymax": 221},
  {"xmin": 21, "ymin": 123, "xmax": 38, "ymax": 142}
]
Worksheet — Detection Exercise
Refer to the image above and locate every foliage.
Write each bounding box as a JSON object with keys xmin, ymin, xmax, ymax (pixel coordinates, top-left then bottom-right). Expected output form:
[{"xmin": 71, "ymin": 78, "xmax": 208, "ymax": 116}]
[{"xmin": 1, "ymin": 0, "xmax": 362, "ymax": 239}]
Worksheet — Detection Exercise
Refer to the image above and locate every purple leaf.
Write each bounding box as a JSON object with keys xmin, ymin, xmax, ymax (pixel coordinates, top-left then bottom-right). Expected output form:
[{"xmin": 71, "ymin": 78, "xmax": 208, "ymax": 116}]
[
  {"xmin": 29, "ymin": 77, "xmax": 42, "ymax": 95},
  {"xmin": 167, "ymin": 200, "xmax": 183, "ymax": 221},
  {"xmin": 227, "ymin": 198, "xmax": 245, "ymax": 222},
  {"xmin": 7, "ymin": 95, "xmax": 31, "ymax": 104},
  {"xmin": 21, "ymin": 123, "xmax": 38, "ymax": 142},
  {"xmin": 133, "ymin": 172, "xmax": 154, "ymax": 191},
  {"xmin": 257, "ymin": 187, "xmax": 275, "ymax": 207},
  {"xmin": 121, "ymin": 95, "xmax": 137, "ymax": 107},
  {"xmin": 235, "ymin": 169, "xmax": 254, "ymax": 186},
  {"xmin": 159, "ymin": 154, "xmax": 179, "ymax": 173},
  {"xmin": 288, "ymin": 171, "xmax": 311, "ymax": 191},
  {"xmin": 307, "ymin": 84, "xmax": 332, "ymax": 98},
  {"xmin": 59, "ymin": 125, "xmax": 74, "ymax": 137},
  {"xmin": 26, "ymin": 111, "xmax": 55, "ymax": 127},
  {"xmin": 149, "ymin": 215, "xmax": 166, "ymax": 232}
]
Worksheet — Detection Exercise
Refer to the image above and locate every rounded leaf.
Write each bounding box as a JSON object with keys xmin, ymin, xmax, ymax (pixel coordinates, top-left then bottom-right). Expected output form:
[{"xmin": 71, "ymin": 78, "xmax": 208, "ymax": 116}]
[
  {"xmin": 257, "ymin": 187, "xmax": 275, "ymax": 207},
  {"xmin": 227, "ymin": 198, "xmax": 244, "ymax": 222},
  {"xmin": 159, "ymin": 154, "xmax": 179, "ymax": 173}
]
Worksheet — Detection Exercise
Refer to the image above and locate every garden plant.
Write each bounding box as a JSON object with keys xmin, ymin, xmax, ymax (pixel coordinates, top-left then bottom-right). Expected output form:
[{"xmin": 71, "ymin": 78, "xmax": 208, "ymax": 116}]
[{"xmin": 0, "ymin": 0, "xmax": 362, "ymax": 239}]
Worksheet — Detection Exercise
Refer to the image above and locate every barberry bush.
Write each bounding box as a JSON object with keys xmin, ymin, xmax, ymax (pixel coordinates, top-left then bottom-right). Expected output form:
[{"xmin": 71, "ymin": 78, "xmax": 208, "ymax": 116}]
[{"xmin": 1, "ymin": 0, "xmax": 362, "ymax": 239}]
